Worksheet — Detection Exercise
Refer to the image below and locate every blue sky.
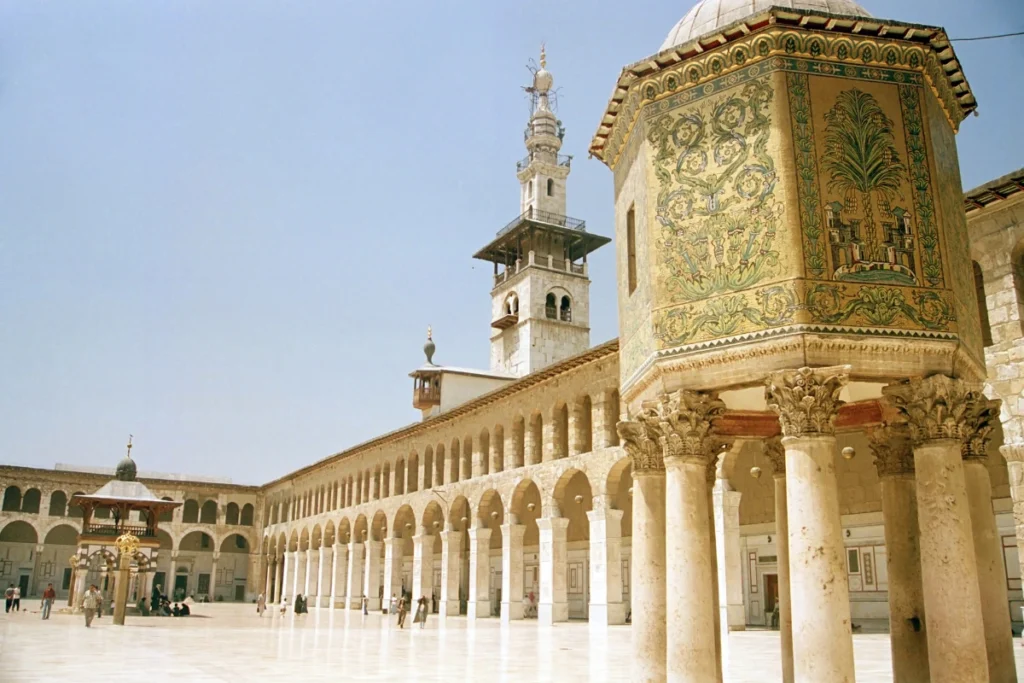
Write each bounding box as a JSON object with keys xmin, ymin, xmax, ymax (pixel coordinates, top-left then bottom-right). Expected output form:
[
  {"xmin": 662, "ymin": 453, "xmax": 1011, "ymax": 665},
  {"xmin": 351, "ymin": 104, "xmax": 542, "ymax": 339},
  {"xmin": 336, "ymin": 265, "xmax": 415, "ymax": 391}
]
[{"xmin": 1, "ymin": 0, "xmax": 1021, "ymax": 484}]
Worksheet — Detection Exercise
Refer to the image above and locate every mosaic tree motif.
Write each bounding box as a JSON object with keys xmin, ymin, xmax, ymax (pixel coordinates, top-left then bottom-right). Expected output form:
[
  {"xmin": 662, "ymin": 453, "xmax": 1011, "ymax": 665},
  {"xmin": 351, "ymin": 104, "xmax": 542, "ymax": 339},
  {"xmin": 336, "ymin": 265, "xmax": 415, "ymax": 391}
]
[
  {"xmin": 821, "ymin": 88, "xmax": 916, "ymax": 285},
  {"xmin": 648, "ymin": 78, "xmax": 781, "ymax": 302}
]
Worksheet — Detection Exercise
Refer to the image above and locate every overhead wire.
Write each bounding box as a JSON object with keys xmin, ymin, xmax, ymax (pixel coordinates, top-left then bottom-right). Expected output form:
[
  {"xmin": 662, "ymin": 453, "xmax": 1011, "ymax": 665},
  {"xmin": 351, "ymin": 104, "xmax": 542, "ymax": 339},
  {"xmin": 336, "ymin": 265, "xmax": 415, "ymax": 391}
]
[{"xmin": 949, "ymin": 30, "xmax": 1024, "ymax": 42}]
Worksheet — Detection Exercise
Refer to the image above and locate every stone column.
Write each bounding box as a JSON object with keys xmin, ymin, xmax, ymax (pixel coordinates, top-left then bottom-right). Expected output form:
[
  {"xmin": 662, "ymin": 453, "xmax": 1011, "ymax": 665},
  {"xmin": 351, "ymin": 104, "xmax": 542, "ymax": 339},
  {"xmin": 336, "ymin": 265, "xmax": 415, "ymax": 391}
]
[
  {"xmin": 501, "ymin": 520, "xmax": 526, "ymax": 621},
  {"xmin": 209, "ymin": 553, "xmax": 219, "ymax": 602},
  {"xmin": 707, "ymin": 461, "xmax": 724, "ymax": 683},
  {"xmin": 587, "ymin": 500, "xmax": 625, "ymax": 625},
  {"xmin": 884, "ymin": 375, "xmax": 990, "ymax": 683},
  {"xmin": 281, "ymin": 551, "xmax": 292, "ymax": 603},
  {"xmin": 617, "ymin": 416, "xmax": 667, "ymax": 683},
  {"xmin": 440, "ymin": 528, "xmax": 462, "ymax": 618},
  {"xmin": 502, "ymin": 428, "xmax": 516, "ymax": 473},
  {"xmin": 332, "ymin": 542, "xmax": 347, "ymax": 609},
  {"xmin": 468, "ymin": 525, "xmax": 493, "ymax": 619},
  {"xmin": 304, "ymin": 549, "xmax": 315, "ymax": 598},
  {"xmin": 660, "ymin": 390, "xmax": 723, "ymax": 681},
  {"xmin": 412, "ymin": 530, "xmax": 435, "ymax": 601},
  {"xmin": 868, "ymin": 425, "xmax": 930, "ymax": 683},
  {"xmin": 537, "ymin": 515, "xmax": 569, "ymax": 624},
  {"xmin": 363, "ymin": 540, "xmax": 382, "ymax": 611},
  {"xmin": 1001, "ymin": 444, "xmax": 1024, "ymax": 617},
  {"xmin": 542, "ymin": 415, "xmax": 557, "ymax": 462},
  {"xmin": 963, "ymin": 399, "xmax": 1017, "ymax": 683},
  {"xmin": 318, "ymin": 546, "xmax": 331, "ymax": 608},
  {"xmin": 346, "ymin": 542, "xmax": 364, "ymax": 609},
  {"xmin": 763, "ymin": 439, "xmax": 794, "ymax": 683},
  {"xmin": 383, "ymin": 537, "xmax": 402, "ymax": 608},
  {"xmin": 568, "ymin": 402, "xmax": 586, "ymax": 456},
  {"xmin": 767, "ymin": 366, "xmax": 855, "ymax": 683},
  {"xmin": 593, "ymin": 392, "xmax": 615, "ymax": 449},
  {"xmin": 264, "ymin": 557, "xmax": 275, "ymax": 602},
  {"xmin": 525, "ymin": 419, "xmax": 539, "ymax": 466},
  {"xmin": 473, "ymin": 435, "xmax": 486, "ymax": 478},
  {"xmin": 714, "ymin": 468, "xmax": 744, "ymax": 631},
  {"xmin": 292, "ymin": 550, "xmax": 303, "ymax": 601},
  {"xmin": 273, "ymin": 555, "xmax": 284, "ymax": 604}
]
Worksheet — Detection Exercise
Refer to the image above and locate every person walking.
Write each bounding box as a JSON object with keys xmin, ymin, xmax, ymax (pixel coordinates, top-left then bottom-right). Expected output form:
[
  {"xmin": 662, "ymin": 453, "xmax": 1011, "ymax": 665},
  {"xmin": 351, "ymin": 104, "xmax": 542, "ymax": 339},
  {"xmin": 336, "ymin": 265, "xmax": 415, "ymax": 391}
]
[
  {"xmin": 413, "ymin": 595, "xmax": 428, "ymax": 629},
  {"xmin": 11, "ymin": 585, "xmax": 21, "ymax": 612},
  {"xmin": 257, "ymin": 593, "xmax": 266, "ymax": 617},
  {"xmin": 95, "ymin": 590, "xmax": 102, "ymax": 619},
  {"xmin": 389, "ymin": 593, "xmax": 397, "ymax": 617},
  {"xmin": 4, "ymin": 585, "xmax": 13, "ymax": 613},
  {"xmin": 41, "ymin": 584, "xmax": 56, "ymax": 620},
  {"xmin": 396, "ymin": 595, "xmax": 408, "ymax": 629},
  {"xmin": 82, "ymin": 585, "xmax": 100, "ymax": 627}
]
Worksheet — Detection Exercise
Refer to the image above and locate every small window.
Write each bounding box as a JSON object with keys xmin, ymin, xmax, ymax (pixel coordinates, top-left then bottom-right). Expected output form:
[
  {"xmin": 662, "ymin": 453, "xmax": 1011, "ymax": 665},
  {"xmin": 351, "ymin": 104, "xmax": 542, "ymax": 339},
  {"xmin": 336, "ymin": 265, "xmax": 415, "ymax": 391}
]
[
  {"xmin": 847, "ymin": 548, "xmax": 860, "ymax": 574},
  {"xmin": 627, "ymin": 205, "xmax": 637, "ymax": 294},
  {"xmin": 545, "ymin": 293, "xmax": 557, "ymax": 319},
  {"xmin": 547, "ymin": 178, "xmax": 554, "ymax": 196},
  {"xmin": 528, "ymin": 181, "xmax": 533, "ymax": 198},
  {"xmin": 560, "ymin": 295, "xmax": 572, "ymax": 322}
]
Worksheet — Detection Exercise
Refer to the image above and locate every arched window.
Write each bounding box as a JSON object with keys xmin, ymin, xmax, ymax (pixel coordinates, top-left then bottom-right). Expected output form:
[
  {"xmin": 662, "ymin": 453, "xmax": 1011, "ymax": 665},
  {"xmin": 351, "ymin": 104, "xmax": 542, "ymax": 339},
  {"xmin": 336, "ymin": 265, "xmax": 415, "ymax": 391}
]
[
  {"xmin": 182, "ymin": 500, "xmax": 199, "ymax": 523},
  {"xmin": 48, "ymin": 490, "xmax": 68, "ymax": 517},
  {"xmin": 241, "ymin": 503, "xmax": 254, "ymax": 526},
  {"xmin": 225, "ymin": 503, "xmax": 240, "ymax": 526},
  {"xmin": 547, "ymin": 178, "xmax": 554, "ymax": 196},
  {"xmin": 20, "ymin": 489, "xmax": 40, "ymax": 514},
  {"xmin": 545, "ymin": 293, "xmax": 557, "ymax": 319},
  {"xmin": 200, "ymin": 500, "xmax": 218, "ymax": 524},
  {"xmin": 68, "ymin": 492, "xmax": 85, "ymax": 518},
  {"xmin": 560, "ymin": 295, "xmax": 572, "ymax": 322},
  {"xmin": 2, "ymin": 486, "xmax": 21, "ymax": 512},
  {"xmin": 505, "ymin": 292, "xmax": 519, "ymax": 316},
  {"xmin": 528, "ymin": 180, "xmax": 533, "ymax": 197},
  {"xmin": 159, "ymin": 497, "xmax": 174, "ymax": 523}
]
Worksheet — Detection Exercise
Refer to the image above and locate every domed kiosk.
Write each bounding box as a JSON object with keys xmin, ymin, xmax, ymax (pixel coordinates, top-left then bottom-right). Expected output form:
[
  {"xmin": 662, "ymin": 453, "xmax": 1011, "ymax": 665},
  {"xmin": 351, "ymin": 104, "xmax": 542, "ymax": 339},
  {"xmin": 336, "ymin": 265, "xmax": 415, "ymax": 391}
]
[{"xmin": 592, "ymin": 3, "xmax": 996, "ymax": 682}]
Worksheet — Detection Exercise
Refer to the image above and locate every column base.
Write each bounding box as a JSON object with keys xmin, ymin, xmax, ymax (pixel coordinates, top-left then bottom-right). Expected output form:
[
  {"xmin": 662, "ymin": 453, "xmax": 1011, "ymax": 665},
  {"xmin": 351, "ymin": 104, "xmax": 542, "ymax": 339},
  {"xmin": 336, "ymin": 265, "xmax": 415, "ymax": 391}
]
[
  {"xmin": 588, "ymin": 602, "xmax": 626, "ymax": 626},
  {"xmin": 469, "ymin": 600, "xmax": 490, "ymax": 619},
  {"xmin": 348, "ymin": 598, "xmax": 362, "ymax": 609},
  {"xmin": 725, "ymin": 604, "xmax": 745, "ymax": 630},
  {"xmin": 538, "ymin": 602, "xmax": 569, "ymax": 625},
  {"xmin": 440, "ymin": 600, "xmax": 460, "ymax": 618},
  {"xmin": 501, "ymin": 601, "xmax": 524, "ymax": 622}
]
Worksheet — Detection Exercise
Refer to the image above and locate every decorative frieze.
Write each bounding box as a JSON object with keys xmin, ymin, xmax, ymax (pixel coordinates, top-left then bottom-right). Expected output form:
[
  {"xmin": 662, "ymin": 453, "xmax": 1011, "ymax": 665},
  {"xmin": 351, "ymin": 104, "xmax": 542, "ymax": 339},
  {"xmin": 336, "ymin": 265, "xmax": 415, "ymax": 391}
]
[
  {"xmin": 868, "ymin": 424, "xmax": 915, "ymax": 477},
  {"xmin": 881, "ymin": 374, "xmax": 984, "ymax": 445},
  {"xmin": 765, "ymin": 366, "xmax": 849, "ymax": 438}
]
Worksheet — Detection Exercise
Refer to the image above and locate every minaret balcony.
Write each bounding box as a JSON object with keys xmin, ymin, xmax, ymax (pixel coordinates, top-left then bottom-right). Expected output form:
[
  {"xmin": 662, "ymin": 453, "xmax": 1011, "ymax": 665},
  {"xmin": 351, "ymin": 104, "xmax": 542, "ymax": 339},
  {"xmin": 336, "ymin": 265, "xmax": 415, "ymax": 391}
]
[
  {"xmin": 413, "ymin": 385, "xmax": 441, "ymax": 410},
  {"xmin": 497, "ymin": 207, "xmax": 586, "ymax": 237},
  {"xmin": 516, "ymin": 153, "xmax": 572, "ymax": 172},
  {"xmin": 491, "ymin": 311, "xmax": 519, "ymax": 330}
]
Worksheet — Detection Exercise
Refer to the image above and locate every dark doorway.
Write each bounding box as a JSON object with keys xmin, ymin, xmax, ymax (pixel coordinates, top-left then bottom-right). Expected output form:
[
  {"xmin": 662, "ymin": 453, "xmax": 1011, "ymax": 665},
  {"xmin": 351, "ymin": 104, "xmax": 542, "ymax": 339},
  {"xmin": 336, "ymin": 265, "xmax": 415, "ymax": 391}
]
[
  {"xmin": 234, "ymin": 584, "xmax": 245, "ymax": 601},
  {"xmin": 764, "ymin": 573, "xmax": 779, "ymax": 628},
  {"xmin": 174, "ymin": 574, "xmax": 188, "ymax": 601},
  {"xmin": 18, "ymin": 574, "xmax": 30, "ymax": 598}
]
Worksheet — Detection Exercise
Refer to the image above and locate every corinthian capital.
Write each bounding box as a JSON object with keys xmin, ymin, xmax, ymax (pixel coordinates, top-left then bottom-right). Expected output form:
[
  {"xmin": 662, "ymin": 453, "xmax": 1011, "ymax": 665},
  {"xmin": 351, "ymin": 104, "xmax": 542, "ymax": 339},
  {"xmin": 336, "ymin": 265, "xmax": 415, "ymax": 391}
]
[
  {"xmin": 765, "ymin": 366, "xmax": 849, "ymax": 438},
  {"xmin": 656, "ymin": 390, "xmax": 727, "ymax": 465},
  {"xmin": 881, "ymin": 375, "xmax": 983, "ymax": 446},
  {"xmin": 962, "ymin": 398, "xmax": 1001, "ymax": 461},
  {"xmin": 617, "ymin": 410, "xmax": 664, "ymax": 474},
  {"xmin": 868, "ymin": 424, "xmax": 915, "ymax": 477}
]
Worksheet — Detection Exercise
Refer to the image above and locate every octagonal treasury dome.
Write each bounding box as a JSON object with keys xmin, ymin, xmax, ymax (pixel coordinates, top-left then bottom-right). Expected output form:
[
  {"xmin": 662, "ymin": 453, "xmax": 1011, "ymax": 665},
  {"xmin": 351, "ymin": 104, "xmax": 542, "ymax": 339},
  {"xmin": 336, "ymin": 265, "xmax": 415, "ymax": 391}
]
[{"xmin": 660, "ymin": 0, "xmax": 872, "ymax": 51}]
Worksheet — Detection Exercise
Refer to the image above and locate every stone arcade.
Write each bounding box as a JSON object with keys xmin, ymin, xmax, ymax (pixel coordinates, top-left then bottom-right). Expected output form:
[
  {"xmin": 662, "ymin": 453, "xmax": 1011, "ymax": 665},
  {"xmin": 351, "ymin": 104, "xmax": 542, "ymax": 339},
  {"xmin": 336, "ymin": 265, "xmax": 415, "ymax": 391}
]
[{"xmin": 2, "ymin": 1, "xmax": 1023, "ymax": 681}]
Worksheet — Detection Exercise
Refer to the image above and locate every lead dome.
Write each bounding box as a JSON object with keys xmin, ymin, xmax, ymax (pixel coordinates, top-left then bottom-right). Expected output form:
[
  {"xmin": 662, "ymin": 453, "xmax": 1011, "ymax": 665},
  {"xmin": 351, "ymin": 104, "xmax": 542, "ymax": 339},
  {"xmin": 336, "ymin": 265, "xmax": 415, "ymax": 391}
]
[{"xmin": 660, "ymin": 0, "xmax": 872, "ymax": 51}]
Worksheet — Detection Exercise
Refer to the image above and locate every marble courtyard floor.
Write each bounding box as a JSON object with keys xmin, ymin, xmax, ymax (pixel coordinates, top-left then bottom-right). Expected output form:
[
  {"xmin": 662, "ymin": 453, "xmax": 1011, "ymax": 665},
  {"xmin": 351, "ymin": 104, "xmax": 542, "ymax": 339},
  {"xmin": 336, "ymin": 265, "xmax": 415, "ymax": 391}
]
[{"xmin": 2, "ymin": 603, "xmax": 1024, "ymax": 682}]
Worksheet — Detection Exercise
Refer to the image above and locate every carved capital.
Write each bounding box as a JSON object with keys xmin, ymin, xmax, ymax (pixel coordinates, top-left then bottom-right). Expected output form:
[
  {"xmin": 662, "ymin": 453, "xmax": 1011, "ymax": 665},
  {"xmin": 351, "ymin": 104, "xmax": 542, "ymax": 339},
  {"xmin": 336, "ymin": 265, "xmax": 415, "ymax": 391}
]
[
  {"xmin": 962, "ymin": 398, "xmax": 1001, "ymax": 461},
  {"xmin": 617, "ymin": 414, "xmax": 664, "ymax": 475},
  {"xmin": 882, "ymin": 375, "xmax": 983, "ymax": 445},
  {"xmin": 763, "ymin": 437, "xmax": 785, "ymax": 475},
  {"xmin": 868, "ymin": 424, "xmax": 915, "ymax": 477},
  {"xmin": 657, "ymin": 390, "xmax": 727, "ymax": 466},
  {"xmin": 1001, "ymin": 444, "xmax": 1024, "ymax": 464},
  {"xmin": 765, "ymin": 366, "xmax": 849, "ymax": 438}
]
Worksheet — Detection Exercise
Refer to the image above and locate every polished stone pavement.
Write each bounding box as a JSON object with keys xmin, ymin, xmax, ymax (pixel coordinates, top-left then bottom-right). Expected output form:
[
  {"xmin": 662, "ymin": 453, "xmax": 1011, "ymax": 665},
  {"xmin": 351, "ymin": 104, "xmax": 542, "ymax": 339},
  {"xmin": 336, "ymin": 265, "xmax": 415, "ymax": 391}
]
[{"xmin": 1, "ymin": 603, "xmax": 1023, "ymax": 682}]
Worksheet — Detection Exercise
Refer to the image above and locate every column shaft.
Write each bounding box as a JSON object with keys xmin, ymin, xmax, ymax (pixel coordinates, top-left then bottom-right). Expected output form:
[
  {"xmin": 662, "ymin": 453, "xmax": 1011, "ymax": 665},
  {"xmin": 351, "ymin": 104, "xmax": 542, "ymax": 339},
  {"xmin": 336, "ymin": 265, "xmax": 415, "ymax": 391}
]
[
  {"xmin": 317, "ymin": 547, "xmax": 331, "ymax": 607},
  {"xmin": 774, "ymin": 475, "xmax": 794, "ymax": 683},
  {"xmin": 303, "ymin": 550, "xmax": 314, "ymax": 597},
  {"xmin": 440, "ymin": 530, "xmax": 462, "ymax": 618},
  {"xmin": 346, "ymin": 543, "xmax": 364, "ymax": 609},
  {"xmin": 587, "ymin": 508, "xmax": 625, "ymax": 625},
  {"xmin": 363, "ymin": 540, "xmax": 382, "ymax": 611},
  {"xmin": 714, "ymin": 484, "xmax": 745, "ymax": 631},
  {"xmin": 332, "ymin": 543, "xmax": 348, "ymax": 608},
  {"xmin": 383, "ymin": 538, "xmax": 402, "ymax": 608},
  {"xmin": 536, "ymin": 517, "xmax": 569, "ymax": 624},
  {"xmin": 290, "ymin": 551, "xmax": 301, "ymax": 602},
  {"xmin": 631, "ymin": 472, "xmax": 666, "ymax": 682},
  {"xmin": 664, "ymin": 457, "xmax": 717, "ymax": 680},
  {"xmin": 501, "ymin": 523, "xmax": 526, "ymax": 621},
  {"xmin": 965, "ymin": 459, "xmax": 1017, "ymax": 683},
  {"xmin": 264, "ymin": 559, "xmax": 275, "ymax": 602},
  {"xmin": 708, "ymin": 484, "xmax": 723, "ymax": 683},
  {"xmin": 468, "ymin": 527, "xmax": 492, "ymax": 619},
  {"xmin": 412, "ymin": 532, "xmax": 435, "ymax": 602}
]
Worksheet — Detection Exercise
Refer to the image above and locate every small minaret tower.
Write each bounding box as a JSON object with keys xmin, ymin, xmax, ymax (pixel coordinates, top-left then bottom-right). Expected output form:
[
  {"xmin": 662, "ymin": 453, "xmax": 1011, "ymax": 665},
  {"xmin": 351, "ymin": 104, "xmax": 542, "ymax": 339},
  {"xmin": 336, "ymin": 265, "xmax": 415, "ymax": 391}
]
[{"xmin": 473, "ymin": 47, "xmax": 610, "ymax": 377}]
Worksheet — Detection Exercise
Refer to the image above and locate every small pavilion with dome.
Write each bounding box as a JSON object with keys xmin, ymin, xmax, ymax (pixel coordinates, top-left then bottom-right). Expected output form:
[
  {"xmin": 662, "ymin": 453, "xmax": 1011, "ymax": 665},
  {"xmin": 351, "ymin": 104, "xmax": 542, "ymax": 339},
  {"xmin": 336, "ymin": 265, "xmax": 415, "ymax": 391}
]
[{"xmin": 68, "ymin": 438, "xmax": 181, "ymax": 614}]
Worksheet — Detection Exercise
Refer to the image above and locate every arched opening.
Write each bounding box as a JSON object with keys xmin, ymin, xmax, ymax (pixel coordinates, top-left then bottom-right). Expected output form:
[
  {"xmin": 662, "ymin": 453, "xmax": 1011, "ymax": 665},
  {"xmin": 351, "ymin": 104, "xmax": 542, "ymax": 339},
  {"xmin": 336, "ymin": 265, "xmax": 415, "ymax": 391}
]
[
  {"xmin": 450, "ymin": 495, "xmax": 471, "ymax": 615},
  {"xmin": 199, "ymin": 500, "xmax": 218, "ymax": 525},
  {"xmin": 424, "ymin": 446, "xmax": 434, "ymax": 489},
  {"xmin": 408, "ymin": 451, "xmax": 420, "ymax": 493},
  {"xmin": 435, "ymin": 443, "xmax": 446, "ymax": 487},
  {"xmin": 44, "ymin": 524, "xmax": 77, "ymax": 545},
  {"xmin": 20, "ymin": 489, "xmax": 39, "ymax": 514},
  {"xmin": 68, "ymin": 492, "xmax": 85, "ymax": 518},
  {"xmin": 545, "ymin": 293, "xmax": 557, "ymax": 319},
  {"xmin": 48, "ymin": 491, "xmax": 68, "ymax": 517},
  {"xmin": 493, "ymin": 424, "xmax": 505, "ymax": 473},
  {"xmin": 512, "ymin": 416, "xmax": 526, "ymax": 468},
  {"xmin": 2, "ymin": 486, "xmax": 21, "ymax": 512},
  {"xmin": 478, "ymin": 429, "xmax": 490, "ymax": 477},
  {"xmin": 182, "ymin": 500, "xmax": 200, "ymax": 524},
  {"xmin": 225, "ymin": 503, "xmax": 240, "ymax": 526},
  {"xmin": 528, "ymin": 180, "xmax": 533, "ymax": 197},
  {"xmin": 240, "ymin": 504, "xmax": 254, "ymax": 526},
  {"xmin": 973, "ymin": 261, "xmax": 994, "ymax": 347},
  {"xmin": 554, "ymin": 468, "xmax": 593, "ymax": 620},
  {"xmin": 547, "ymin": 178, "xmax": 554, "ymax": 196},
  {"xmin": 462, "ymin": 436, "xmax": 473, "ymax": 481},
  {"xmin": 576, "ymin": 395, "xmax": 593, "ymax": 454},
  {"xmin": 382, "ymin": 462, "xmax": 391, "ymax": 498},
  {"xmin": 555, "ymin": 403, "xmax": 569, "ymax": 459},
  {"xmin": 450, "ymin": 439, "xmax": 461, "ymax": 483},
  {"xmin": 529, "ymin": 413, "xmax": 543, "ymax": 466},
  {"xmin": 475, "ymin": 489, "xmax": 504, "ymax": 618},
  {"xmin": 560, "ymin": 295, "xmax": 572, "ymax": 322},
  {"xmin": 510, "ymin": 479, "xmax": 543, "ymax": 609},
  {"xmin": 178, "ymin": 530, "xmax": 216, "ymax": 601},
  {"xmin": 217, "ymin": 534, "xmax": 251, "ymax": 601},
  {"xmin": 159, "ymin": 497, "xmax": 174, "ymax": 523},
  {"xmin": 394, "ymin": 459, "xmax": 405, "ymax": 496},
  {"xmin": 1, "ymin": 521, "xmax": 41, "ymax": 598}
]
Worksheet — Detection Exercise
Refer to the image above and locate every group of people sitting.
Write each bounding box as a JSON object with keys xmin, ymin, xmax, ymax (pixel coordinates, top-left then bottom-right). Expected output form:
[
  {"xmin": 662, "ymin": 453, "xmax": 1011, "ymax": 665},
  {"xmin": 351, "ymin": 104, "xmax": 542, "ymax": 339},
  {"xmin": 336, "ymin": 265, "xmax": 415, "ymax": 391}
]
[{"xmin": 142, "ymin": 585, "xmax": 191, "ymax": 617}]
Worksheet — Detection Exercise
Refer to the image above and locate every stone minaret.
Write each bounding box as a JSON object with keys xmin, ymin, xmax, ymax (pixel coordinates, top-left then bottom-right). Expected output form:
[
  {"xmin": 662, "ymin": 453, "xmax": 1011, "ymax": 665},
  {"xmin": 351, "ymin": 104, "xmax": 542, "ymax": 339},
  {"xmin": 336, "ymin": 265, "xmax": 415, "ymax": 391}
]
[{"xmin": 473, "ymin": 47, "xmax": 610, "ymax": 377}]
